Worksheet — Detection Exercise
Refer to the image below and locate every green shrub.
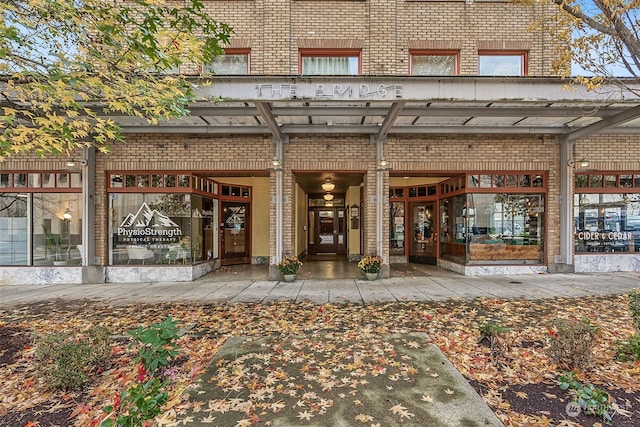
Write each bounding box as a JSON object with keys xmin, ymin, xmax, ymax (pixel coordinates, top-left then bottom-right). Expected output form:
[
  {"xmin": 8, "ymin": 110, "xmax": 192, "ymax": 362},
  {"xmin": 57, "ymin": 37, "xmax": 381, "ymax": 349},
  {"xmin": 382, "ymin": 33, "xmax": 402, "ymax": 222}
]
[
  {"xmin": 628, "ymin": 288, "xmax": 640, "ymax": 332},
  {"xmin": 547, "ymin": 318, "xmax": 599, "ymax": 370},
  {"xmin": 101, "ymin": 378, "xmax": 169, "ymax": 427},
  {"xmin": 558, "ymin": 372, "xmax": 615, "ymax": 423},
  {"xmin": 478, "ymin": 320, "xmax": 512, "ymax": 337},
  {"xmin": 615, "ymin": 333, "xmax": 640, "ymax": 362},
  {"xmin": 478, "ymin": 320, "xmax": 512, "ymax": 366},
  {"xmin": 35, "ymin": 325, "xmax": 111, "ymax": 390},
  {"xmin": 127, "ymin": 317, "xmax": 181, "ymax": 374}
]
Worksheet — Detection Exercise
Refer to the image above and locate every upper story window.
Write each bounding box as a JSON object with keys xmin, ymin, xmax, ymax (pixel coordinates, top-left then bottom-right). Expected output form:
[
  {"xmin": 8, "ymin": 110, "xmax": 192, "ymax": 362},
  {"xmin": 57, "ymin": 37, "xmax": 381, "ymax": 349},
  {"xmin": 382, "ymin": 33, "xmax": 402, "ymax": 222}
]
[
  {"xmin": 410, "ymin": 50, "xmax": 459, "ymax": 75},
  {"xmin": 204, "ymin": 49, "xmax": 250, "ymax": 75},
  {"xmin": 300, "ymin": 49, "xmax": 360, "ymax": 75},
  {"xmin": 478, "ymin": 51, "xmax": 527, "ymax": 76}
]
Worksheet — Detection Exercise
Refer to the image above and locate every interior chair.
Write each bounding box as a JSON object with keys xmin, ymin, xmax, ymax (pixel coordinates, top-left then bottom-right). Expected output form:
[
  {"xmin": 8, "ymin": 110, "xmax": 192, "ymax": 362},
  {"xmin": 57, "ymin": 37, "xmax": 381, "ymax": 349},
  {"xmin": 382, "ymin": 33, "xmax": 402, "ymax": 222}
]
[{"xmin": 126, "ymin": 246, "xmax": 155, "ymax": 264}]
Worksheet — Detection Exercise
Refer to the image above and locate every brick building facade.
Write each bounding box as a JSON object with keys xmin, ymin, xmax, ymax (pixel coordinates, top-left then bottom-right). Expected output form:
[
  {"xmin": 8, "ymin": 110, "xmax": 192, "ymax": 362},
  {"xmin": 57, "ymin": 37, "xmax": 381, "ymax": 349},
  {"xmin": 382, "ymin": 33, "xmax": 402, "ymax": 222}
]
[{"xmin": 2, "ymin": 0, "xmax": 640, "ymax": 284}]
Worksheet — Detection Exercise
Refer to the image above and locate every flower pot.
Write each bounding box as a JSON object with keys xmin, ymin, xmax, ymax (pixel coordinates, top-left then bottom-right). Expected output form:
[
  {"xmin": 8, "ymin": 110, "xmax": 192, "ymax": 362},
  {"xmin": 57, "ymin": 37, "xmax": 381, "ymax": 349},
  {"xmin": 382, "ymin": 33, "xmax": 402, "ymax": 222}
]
[
  {"xmin": 283, "ymin": 274, "xmax": 297, "ymax": 282},
  {"xmin": 365, "ymin": 272, "xmax": 378, "ymax": 281}
]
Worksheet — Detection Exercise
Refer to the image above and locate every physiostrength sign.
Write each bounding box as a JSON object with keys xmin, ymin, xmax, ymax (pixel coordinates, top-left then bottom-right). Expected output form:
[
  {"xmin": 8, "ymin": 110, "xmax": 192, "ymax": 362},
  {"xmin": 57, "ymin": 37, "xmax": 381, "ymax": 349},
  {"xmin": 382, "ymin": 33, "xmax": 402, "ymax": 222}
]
[
  {"xmin": 117, "ymin": 228, "xmax": 182, "ymax": 238},
  {"xmin": 117, "ymin": 202, "xmax": 182, "ymax": 243}
]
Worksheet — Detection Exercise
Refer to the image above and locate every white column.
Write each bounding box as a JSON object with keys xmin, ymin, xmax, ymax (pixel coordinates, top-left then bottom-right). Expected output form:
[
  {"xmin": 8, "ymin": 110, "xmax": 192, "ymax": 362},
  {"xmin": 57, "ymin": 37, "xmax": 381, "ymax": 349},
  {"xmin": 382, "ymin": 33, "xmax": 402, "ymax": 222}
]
[
  {"xmin": 82, "ymin": 146, "xmax": 95, "ymax": 266},
  {"xmin": 558, "ymin": 135, "xmax": 574, "ymax": 266},
  {"xmin": 273, "ymin": 136, "xmax": 285, "ymax": 264}
]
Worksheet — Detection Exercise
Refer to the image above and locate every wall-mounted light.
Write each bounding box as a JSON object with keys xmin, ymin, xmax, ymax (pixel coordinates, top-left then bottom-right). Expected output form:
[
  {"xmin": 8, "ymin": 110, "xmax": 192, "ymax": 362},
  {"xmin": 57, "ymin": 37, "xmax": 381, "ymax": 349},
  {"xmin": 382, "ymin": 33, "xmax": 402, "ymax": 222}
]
[
  {"xmin": 568, "ymin": 158, "xmax": 590, "ymax": 169},
  {"xmin": 377, "ymin": 159, "xmax": 392, "ymax": 171},
  {"xmin": 268, "ymin": 158, "xmax": 282, "ymax": 171},
  {"xmin": 62, "ymin": 208, "xmax": 72, "ymax": 220},
  {"xmin": 321, "ymin": 178, "xmax": 335, "ymax": 192},
  {"xmin": 66, "ymin": 159, "xmax": 88, "ymax": 168},
  {"xmin": 323, "ymin": 193, "xmax": 334, "ymax": 201}
]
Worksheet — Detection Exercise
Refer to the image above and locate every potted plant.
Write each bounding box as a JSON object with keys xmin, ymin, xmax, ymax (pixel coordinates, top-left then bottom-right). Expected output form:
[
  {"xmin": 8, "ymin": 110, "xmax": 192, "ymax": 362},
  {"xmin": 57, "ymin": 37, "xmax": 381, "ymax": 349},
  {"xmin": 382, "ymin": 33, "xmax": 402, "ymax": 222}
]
[
  {"xmin": 277, "ymin": 256, "xmax": 303, "ymax": 281},
  {"xmin": 358, "ymin": 255, "xmax": 382, "ymax": 280},
  {"xmin": 43, "ymin": 225, "xmax": 69, "ymax": 265}
]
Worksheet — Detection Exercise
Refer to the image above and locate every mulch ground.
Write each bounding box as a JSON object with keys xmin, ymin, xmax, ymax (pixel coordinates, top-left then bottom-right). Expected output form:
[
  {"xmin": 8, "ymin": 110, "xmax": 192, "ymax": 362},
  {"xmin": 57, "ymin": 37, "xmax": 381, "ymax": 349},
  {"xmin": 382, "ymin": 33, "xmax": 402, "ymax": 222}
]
[{"xmin": 1, "ymin": 294, "xmax": 639, "ymax": 426}]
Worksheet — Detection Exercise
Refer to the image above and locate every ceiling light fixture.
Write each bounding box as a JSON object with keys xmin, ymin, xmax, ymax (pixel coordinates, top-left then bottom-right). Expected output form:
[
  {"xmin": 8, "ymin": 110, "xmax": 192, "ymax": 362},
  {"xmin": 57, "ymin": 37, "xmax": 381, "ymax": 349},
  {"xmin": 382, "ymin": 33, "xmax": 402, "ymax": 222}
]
[
  {"xmin": 62, "ymin": 208, "xmax": 72, "ymax": 220},
  {"xmin": 323, "ymin": 193, "xmax": 334, "ymax": 201},
  {"xmin": 321, "ymin": 178, "xmax": 335, "ymax": 192}
]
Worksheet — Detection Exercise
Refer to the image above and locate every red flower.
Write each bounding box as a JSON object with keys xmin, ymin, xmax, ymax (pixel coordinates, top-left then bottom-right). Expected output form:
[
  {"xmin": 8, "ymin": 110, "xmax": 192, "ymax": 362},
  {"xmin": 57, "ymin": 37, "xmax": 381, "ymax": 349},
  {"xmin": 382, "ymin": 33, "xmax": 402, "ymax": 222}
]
[
  {"xmin": 113, "ymin": 392, "xmax": 121, "ymax": 410},
  {"xmin": 136, "ymin": 364, "xmax": 147, "ymax": 382}
]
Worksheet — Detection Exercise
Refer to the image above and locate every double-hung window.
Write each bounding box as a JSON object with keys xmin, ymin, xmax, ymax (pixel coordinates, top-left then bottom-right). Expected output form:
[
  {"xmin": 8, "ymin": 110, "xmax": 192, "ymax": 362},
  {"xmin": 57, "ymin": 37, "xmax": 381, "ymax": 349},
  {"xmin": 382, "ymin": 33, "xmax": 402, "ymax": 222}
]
[
  {"xmin": 478, "ymin": 51, "xmax": 527, "ymax": 76},
  {"xmin": 300, "ymin": 50, "xmax": 360, "ymax": 75},
  {"xmin": 410, "ymin": 50, "xmax": 459, "ymax": 75}
]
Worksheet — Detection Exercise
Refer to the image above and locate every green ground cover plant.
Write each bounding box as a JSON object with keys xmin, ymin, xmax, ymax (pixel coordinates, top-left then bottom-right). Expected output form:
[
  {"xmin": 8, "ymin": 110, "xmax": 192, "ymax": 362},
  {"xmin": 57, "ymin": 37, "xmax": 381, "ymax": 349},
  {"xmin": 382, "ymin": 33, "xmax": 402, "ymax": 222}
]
[{"xmin": 34, "ymin": 325, "xmax": 111, "ymax": 391}]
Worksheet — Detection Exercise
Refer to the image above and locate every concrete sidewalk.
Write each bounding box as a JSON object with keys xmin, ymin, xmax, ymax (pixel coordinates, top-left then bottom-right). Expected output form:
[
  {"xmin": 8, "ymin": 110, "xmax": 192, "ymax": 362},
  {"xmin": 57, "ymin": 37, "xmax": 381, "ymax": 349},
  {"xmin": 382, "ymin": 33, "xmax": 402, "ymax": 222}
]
[
  {"xmin": 2, "ymin": 269, "xmax": 638, "ymax": 427},
  {"xmin": 1, "ymin": 269, "xmax": 639, "ymax": 307}
]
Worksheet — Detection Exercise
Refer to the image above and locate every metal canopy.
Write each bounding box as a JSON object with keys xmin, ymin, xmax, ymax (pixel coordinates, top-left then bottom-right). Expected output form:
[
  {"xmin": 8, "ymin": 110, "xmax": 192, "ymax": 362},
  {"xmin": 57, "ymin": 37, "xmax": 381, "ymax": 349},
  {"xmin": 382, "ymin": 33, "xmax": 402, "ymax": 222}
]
[{"xmin": 117, "ymin": 76, "xmax": 640, "ymax": 140}]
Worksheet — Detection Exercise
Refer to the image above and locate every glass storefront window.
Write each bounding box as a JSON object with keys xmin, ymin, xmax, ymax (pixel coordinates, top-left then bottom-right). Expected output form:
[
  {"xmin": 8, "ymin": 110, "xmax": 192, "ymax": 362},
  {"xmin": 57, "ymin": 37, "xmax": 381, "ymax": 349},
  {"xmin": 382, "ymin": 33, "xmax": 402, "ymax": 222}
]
[
  {"xmin": 574, "ymin": 193, "xmax": 640, "ymax": 253},
  {"xmin": 108, "ymin": 193, "xmax": 218, "ymax": 265},
  {"xmin": 34, "ymin": 194, "xmax": 84, "ymax": 265},
  {"xmin": 14, "ymin": 174, "xmax": 27, "ymax": 187},
  {"xmin": 178, "ymin": 175, "xmax": 190, "ymax": 188},
  {"xmin": 0, "ymin": 193, "xmax": 83, "ymax": 266},
  {"xmin": 605, "ymin": 175, "xmax": 617, "ymax": 188},
  {"xmin": 0, "ymin": 193, "xmax": 27, "ymax": 265},
  {"xmin": 621, "ymin": 175, "xmax": 633, "ymax": 188},
  {"xmin": 440, "ymin": 193, "xmax": 545, "ymax": 265},
  {"xmin": 506, "ymin": 175, "xmax": 518, "ymax": 187},
  {"xmin": 589, "ymin": 175, "xmax": 603, "ymax": 187},
  {"xmin": 390, "ymin": 201, "xmax": 405, "ymax": 256},
  {"xmin": 56, "ymin": 173, "xmax": 68, "ymax": 188},
  {"xmin": 439, "ymin": 195, "xmax": 467, "ymax": 264},
  {"xmin": 28, "ymin": 174, "xmax": 40, "ymax": 187}
]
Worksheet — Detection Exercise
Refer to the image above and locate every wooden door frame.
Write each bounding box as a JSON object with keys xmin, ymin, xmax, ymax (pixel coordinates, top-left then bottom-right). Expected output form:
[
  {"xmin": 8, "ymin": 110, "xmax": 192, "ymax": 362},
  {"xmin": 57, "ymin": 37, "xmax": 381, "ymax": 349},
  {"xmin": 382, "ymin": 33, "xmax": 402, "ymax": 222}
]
[
  {"xmin": 220, "ymin": 201, "xmax": 251, "ymax": 265},
  {"xmin": 408, "ymin": 200, "xmax": 438, "ymax": 264},
  {"xmin": 308, "ymin": 206, "xmax": 347, "ymax": 255}
]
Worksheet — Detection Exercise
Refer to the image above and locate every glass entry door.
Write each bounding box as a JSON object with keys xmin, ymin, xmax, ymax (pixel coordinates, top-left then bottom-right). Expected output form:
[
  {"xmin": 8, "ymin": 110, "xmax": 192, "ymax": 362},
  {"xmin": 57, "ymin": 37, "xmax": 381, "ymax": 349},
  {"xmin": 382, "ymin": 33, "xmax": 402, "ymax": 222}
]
[
  {"xmin": 309, "ymin": 208, "xmax": 346, "ymax": 255},
  {"xmin": 409, "ymin": 202, "xmax": 437, "ymax": 264},
  {"xmin": 221, "ymin": 202, "xmax": 250, "ymax": 265}
]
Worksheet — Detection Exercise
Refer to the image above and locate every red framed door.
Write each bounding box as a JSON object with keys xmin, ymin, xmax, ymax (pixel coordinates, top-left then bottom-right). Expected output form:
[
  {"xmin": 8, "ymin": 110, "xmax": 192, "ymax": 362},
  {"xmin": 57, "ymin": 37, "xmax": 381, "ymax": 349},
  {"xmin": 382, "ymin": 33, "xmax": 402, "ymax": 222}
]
[
  {"xmin": 220, "ymin": 202, "xmax": 250, "ymax": 265},
  {"xmin": 409, "ymin": 202, "xmax": 437, "ymax": 265}
]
